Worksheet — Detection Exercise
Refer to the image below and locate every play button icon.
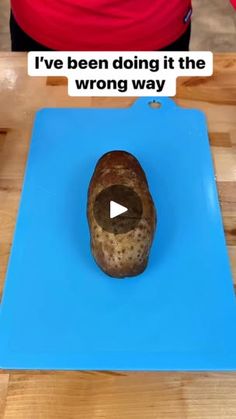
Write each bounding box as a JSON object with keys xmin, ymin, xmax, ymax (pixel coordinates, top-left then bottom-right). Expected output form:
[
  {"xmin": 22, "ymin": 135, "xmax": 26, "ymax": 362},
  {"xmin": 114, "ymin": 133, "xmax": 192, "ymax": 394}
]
[
  {"xmin": 110, "ymin": 201, "xmax": 128, "ymax": 219},
  {"xmin": 93, "ymin": 185, "xmax": 143, "ymax": 234}
]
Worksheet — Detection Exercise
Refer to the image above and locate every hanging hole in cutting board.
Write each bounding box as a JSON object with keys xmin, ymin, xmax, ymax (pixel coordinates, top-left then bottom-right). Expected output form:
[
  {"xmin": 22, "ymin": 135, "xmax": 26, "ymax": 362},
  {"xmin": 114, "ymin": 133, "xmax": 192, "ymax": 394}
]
[{"xmin": 149, "ymin": 100, "xmax": 162, "ymax": 109}]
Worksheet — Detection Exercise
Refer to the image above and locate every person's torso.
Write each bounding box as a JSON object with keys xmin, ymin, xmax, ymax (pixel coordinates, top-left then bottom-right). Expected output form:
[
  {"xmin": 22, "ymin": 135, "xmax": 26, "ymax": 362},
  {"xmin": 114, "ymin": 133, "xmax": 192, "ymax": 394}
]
[{"xmin": 11, "ymin": 0, "xmax": 192, "ymax": 50}]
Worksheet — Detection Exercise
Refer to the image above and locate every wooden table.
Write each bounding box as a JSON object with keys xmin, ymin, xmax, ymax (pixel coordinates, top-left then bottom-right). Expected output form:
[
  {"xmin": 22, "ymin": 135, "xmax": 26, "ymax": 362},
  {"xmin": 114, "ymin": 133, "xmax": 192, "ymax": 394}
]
[{"xmin": 0, "ymin": 53, "xmax": 236, "ymax": 419}]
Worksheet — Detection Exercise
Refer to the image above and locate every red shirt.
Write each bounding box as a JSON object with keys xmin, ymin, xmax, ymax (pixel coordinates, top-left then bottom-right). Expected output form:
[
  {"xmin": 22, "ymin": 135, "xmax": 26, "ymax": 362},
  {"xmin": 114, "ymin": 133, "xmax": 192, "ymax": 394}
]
[{"xmin": 11, "ymin": 0, "xmax": 192, "ymax": 51}]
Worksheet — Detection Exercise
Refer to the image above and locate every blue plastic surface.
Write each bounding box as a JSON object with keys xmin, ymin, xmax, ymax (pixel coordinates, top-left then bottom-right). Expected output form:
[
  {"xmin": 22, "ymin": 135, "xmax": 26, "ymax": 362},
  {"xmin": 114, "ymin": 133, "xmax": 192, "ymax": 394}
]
[{"xmin": 0, "ymin": 97, "xmax": 236, "ymax": 370}]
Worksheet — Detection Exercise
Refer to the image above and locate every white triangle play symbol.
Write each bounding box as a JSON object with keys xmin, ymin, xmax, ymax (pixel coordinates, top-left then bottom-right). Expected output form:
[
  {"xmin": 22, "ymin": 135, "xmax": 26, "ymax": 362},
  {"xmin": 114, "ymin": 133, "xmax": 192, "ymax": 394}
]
[{"xmin": 110, "ymin": 200, "xmax": 128, "ymax": 219}]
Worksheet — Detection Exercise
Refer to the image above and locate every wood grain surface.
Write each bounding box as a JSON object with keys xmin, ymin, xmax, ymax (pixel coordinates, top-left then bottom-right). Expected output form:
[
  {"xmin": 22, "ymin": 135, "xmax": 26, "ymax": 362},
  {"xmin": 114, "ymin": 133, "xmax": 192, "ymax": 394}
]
[{"xmin": 0, "ymin": 53, "xmax": 236, "ymax": 418}]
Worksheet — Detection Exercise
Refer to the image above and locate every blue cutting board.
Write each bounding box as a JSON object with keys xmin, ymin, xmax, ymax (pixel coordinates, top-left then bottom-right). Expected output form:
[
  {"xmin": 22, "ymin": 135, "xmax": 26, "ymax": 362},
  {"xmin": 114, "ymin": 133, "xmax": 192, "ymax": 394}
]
[{"xmin": 0, "ymin": 97, "xmax": 236, "ymax": 370}]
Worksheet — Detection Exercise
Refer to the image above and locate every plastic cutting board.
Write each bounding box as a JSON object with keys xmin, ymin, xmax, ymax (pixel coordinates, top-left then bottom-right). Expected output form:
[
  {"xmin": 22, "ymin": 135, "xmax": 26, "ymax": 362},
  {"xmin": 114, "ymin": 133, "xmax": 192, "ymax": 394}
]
[{"xmin": 0, "ymin": 97, "xmax": 236, "ymax": 370}]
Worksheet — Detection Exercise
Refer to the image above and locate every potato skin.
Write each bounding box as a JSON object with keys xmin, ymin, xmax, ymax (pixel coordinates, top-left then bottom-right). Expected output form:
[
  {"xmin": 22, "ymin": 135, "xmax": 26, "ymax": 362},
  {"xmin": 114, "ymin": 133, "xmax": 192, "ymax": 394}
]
[{"xmin": 87, "ymin": 151, "xmax": 156, "ymax": 278}]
